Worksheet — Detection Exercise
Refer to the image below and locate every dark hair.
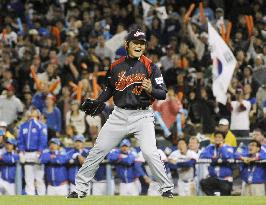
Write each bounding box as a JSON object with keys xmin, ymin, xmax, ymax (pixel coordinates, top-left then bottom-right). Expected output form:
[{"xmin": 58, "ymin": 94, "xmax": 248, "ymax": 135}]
[
  {"xmin": 214, "ymin": 130, "xmax": 226, "ymax": 139},
  {"xmin": 249, "ymin": 139, "xmax": 261, "ymax": 149},
  {"xmin": 254, "ymin": 127, "xmax": 264, "ymax": 136},
  {"xmin": 177, "ymin": 138, "xmax": 187, "ymax": 145}
]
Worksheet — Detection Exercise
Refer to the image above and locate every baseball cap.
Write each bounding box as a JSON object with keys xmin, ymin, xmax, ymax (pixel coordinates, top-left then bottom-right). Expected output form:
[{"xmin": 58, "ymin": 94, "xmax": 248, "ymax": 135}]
[
  {"xmin": 29, "ymin": 29, "xmax": 38, "ymax": 35},
  {"xmin": 73, "ymin": 134, "xmax": 85, "ymax": 143},
  {"xmin": 126, "ymin": 29, "xmax": 146, "ymax": 42},
  {"xmin": 119, "ymin": 139, "xmax": 131, "ymax": 147},
  {"xmin": 0, "ymin": 121, "xmax": 7, "ymax": 127},
  {"xmin": 6, "ymin": 137, "xmax": 17, "ymax": 146},
  {"xmin": 49, "ymin": 138, "xmax": 61, "ymax": 146},
  {"xmin": 39, "ymin": 28, "xmax": 50, "ymax": 37},
  {"xmin": 216, "ymin": 8, "xmax": 224, "ymax": 13},
  {"xmin": 219, "ymin": 118, "xmax": 229, "ymax": 126}
]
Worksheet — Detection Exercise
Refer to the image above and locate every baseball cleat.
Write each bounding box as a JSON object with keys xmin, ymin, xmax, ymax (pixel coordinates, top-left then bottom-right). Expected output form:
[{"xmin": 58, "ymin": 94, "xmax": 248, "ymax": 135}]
[
  {"xmin": 162, "ymin": 190, "xmax": 174, "ymax": 198},
  {"xmin": 66, "ymin": 191, "xmax": 86, "ymax": 198}
]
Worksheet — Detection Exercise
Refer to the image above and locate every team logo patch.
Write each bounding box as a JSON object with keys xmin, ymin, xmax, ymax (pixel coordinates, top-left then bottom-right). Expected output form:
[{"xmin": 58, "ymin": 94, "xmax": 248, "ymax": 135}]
[
  {"xmin": 155, "ymin": 76, "xmax": 164, "ymax": 84},
  {"xmin": 42, "ymin": 128, "xmax": 47, "ymax": 135},
  {"xmin": 227, "ymin": 147, "xmax": 234, "ymax": 153},
  {"xmin": 22, "ymin": 128, "xmax": 28, "ymax": 134},
  {"xmin": 32, "ymin": 128, "xmax": 37, "ymax": 133}
]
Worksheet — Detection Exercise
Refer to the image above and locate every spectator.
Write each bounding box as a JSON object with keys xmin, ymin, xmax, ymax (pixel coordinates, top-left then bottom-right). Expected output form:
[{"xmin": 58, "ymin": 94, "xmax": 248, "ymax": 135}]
[
  {"xmin": 252, "ymin": 128, "xmax": 266, "ymax": 151},
  {"xmin": 153, "ymin": 88, "xmax": 181, "ymax": 140},
  {"xmin": 212, "ymin": 8, "xmax": 229, "ymax": 33},
  {"xmin": 200, "ymin": 131, "xmax": 234, "ymax": 196},
  {"xmin": 67, "ymin": 135, "xmax": 89, "ymax": 192},
  {"xmin": 210, "ymin": 119, "xmax": 237, "ymax": 147},
  {"xmin": 0, "ymin": 84, "xmax": 24, "ymax": 126},
  {"xmin": 0, "ymin": 138, "xmax": 19, "ymax": 195},
  {"xmin": 160, "ymin": 45, "xmax": 175, "ymax": 72},
  {"xmin": 0, "ymin": 121, "xmax": 13, "ymax": 139},
  {"xmin": 168, "ymin": 138, "xmax": 198, "ymax": 196},
  {"xmin": 229, "ymin": 89, "xmax": 251, "ymax": 138},
  {"xmin": 256, "ymin": 101, "xmax": 266, "ymax": 133},
  {"xmin": 198, "ymin": 87, "xmax": 216, "ymax": 134},
  {"xmin": 38, "ymin": 63, "xmax": 61, "ymax": 95},
  {"xmin": 61, "ymin": 53, "xmax": 79, "ymax": 86},
  {"xmin": 57, "ymin": 86, "xmax": 72, "ymax": 132},
  {"xmin": 256, "ymin": 84, "xmax": 266, "ymax": 118},
  {"xmin": 235, "ymin": 140, "xmax": 266, "ymax": 196},
  {"xmin": 108, "ymin": 139, "xmax": 138, "ymax": 196},
  {"xmin": 66, "ymin": 100, "xmax": 86, "ymax": 135},
  {"xmin": 43, "ymin": 94, "xmax": 62, "ymax": 138},
  {"xmin": 17, "ymin": 107, "xmax": 47, "ymax": 195},
  {"xmin": 39, "ymin": 138, "xmax": 68, "ymax": 196},
  {"xmin": 95, "ymin": 35, "xmax": 114, "ymax": 61},
  {"xmin": 61, "ymin": 124, "xmax": 77, "ymax": 147},
  {"xmin": 85, "ymin": 115, "xmax": 102, "ymax": 143}
]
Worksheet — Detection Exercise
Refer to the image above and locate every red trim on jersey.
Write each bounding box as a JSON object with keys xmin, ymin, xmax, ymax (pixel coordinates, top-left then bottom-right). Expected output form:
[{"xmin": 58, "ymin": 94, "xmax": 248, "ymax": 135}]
[
  {"xmin": 110, "ymin": 56, "xmax": 126, "ymax": 70},
  {"xmin": 139, "ymin": 55, "xmax": 152, "ymax": 77}
]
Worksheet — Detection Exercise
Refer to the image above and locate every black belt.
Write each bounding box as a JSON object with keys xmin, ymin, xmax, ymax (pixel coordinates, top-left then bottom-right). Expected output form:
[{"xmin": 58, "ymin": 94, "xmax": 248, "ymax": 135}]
[
  {"xmin": 120, "ymin": 106, "xmax": 149, "ymax": 110},
  {"xmin": 25, "ymin": 149, "xmax": 38, "ymax": 152}
]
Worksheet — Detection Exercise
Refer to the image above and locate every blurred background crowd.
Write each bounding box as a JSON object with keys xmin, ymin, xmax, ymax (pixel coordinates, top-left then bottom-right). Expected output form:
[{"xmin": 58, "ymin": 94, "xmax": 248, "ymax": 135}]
[{"xmin": 0, "ymin": 0, "xmax": 266, "ymax": 197}]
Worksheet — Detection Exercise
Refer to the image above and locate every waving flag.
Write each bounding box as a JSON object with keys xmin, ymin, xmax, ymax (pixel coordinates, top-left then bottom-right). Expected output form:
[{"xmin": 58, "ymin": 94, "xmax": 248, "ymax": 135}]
[{"xmin": 208, "ymin": 22, "xmax": 237, "ymax": 105}]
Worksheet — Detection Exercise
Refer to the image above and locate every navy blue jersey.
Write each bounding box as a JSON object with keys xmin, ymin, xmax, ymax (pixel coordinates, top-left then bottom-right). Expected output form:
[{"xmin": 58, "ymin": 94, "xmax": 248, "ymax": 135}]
[{"xmin": 97, "ymin": 55, "xmax": 167, "ymax": 108}]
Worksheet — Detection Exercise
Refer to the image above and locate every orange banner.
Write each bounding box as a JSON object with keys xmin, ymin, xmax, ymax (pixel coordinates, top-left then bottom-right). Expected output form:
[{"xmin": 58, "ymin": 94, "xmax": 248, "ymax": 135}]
[
  {"xmin": 184, "ymin": 3, "xmax": 195, "ymax": 23},
  {"xmin": 48, "ymin": 79, "xmax": 60, "ymax": 93},
  {"xmin": 199, "ymin": 2, "xmax": 206, "ymax": 23},
  {"xmin": 226, "ymin": 22, "xmax": 232, "ymax": 43},
  {"xmin": 31, "ymin": 66, "xmax": 42, "ymax": 90}
]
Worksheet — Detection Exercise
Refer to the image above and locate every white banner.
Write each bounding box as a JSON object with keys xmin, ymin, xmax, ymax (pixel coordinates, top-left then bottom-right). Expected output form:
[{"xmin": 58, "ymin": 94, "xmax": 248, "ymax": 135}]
[
  {"xmin": 208, "ymin": 22, "xmax": 237, "ymax": 105},
  {"xmin": 105, "ymin": 30, "xmax": 128, "ymax": 54}
]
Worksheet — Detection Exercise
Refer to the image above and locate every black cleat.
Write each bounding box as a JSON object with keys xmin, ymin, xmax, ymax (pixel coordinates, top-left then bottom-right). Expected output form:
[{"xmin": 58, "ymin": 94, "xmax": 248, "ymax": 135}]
[
  {"xmin": 66, "ymin": 191, "xmax": 86, "ymax": 198},
  {"xmin": 162, "ymin": 190, "xmax": 174, "ymax": 198}
]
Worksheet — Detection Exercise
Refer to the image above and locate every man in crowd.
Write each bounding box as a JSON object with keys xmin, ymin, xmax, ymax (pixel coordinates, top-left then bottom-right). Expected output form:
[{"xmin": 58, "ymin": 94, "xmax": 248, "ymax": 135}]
[
  {"xmin": 229, "ymin": 90, "xmax": 251, "ymax": 138},
  {"xmin": 39, "ymin": 138, "xmax": 68, "ymax": 195},
  {"xmin": 108, "ymin": 139, "xmax": 138, "ymax": 195},
  {"xmin": 0, "ymin": 84, "xmax": 24, "ymax": 126},
  {"xmin": 235, "ymin": 139, "xmax": 266, "ymax": 196},
  {"xmin": 168, "ymin": 139, "xmax": 198, "ymax": 196},
  {"xmin": 17, "ymin": 107, "xmax": 47, "ymax": 195},
  {"xmin": 210, "ymin": 119, "xmax": 237, "ymax": 147},
  {"xmin": 67, "ymin": 135, "xmax": 89, "ymax": 192},
  {"xmin": 200, "ymin": 131, "xmax": 234, "ymax": 196},
  {"xmin": 0, "ymin": 138, "xmax": 19, "ymax": 195}
]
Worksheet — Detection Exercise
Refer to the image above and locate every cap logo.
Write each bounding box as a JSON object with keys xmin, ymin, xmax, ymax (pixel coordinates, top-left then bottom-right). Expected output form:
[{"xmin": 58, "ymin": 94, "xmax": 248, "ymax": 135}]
[{"xmin": 134, "ymin": 31, "xmax": 145, "ymax": 37}]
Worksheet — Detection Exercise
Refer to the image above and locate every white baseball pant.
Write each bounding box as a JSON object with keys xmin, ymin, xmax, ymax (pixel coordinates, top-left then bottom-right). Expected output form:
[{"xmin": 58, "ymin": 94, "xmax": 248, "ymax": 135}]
[
  {"xmin": 0, "ymin": 178, "xmax": 15, "ymax": 195},
  {"xmin": 119, "ymin": 182, "xmax": 139, "ymax": 196},
  {"xmin": 75, "ymin": 107, "xmax": 174, "ymax": 195},
  {"xmin": 177, "ymin": 179, "xmax": 196, "ymax": 196},
  {"xmin": 47, "ymin": 184, "xmax": 69, "ymax": 196},
  {"xmin": 92, "ymin": 180, "xmax": 114, "ymax": 195}
]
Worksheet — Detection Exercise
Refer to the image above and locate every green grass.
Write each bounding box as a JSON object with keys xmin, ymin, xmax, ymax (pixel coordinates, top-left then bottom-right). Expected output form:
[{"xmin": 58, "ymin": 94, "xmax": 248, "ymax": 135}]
[{"xmin": 0, "ymin": 196, "xmax": 265, "ymax": 205}]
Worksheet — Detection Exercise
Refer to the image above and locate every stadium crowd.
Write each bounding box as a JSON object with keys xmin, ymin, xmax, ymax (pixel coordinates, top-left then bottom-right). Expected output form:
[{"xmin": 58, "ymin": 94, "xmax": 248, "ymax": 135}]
[{"xmin": 0, "ymin": 0, "xmax": 266, "ymax": 196}]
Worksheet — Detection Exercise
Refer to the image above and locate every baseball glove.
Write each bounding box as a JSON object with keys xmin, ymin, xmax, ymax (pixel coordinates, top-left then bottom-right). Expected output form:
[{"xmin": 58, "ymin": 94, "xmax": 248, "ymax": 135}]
[{"xmin": 80, "ymin": 99, "xmax": 105, "ymax": 116}]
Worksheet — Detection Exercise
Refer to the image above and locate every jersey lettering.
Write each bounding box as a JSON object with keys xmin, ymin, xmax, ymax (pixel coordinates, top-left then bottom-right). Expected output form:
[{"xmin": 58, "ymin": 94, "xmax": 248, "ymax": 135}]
[{"xmin": 115, "ymin": 71, "xmax": 145, "ymax": 91}]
